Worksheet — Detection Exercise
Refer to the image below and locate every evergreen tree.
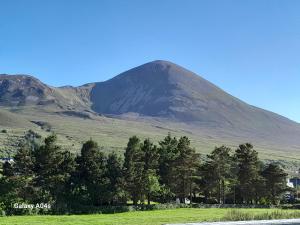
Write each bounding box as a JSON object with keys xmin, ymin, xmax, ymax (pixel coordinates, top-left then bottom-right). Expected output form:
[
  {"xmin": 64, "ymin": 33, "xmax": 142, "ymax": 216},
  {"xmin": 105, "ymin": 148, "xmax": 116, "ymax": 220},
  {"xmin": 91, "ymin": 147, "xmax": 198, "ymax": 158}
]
[
  {"xmin": 57, "ymin": 150, "xmax": 76, "ymax": 207},
  {"xmin": 123, "ymin": 136, "xmax": 143, "ymax": 205},
  {"xmin": 198, "ymin": 161, "xmax": 216, "ymax": 203},
  {"xmin": 33, "ymin": 134, "xmax": 76, "ymax": 207},
  {"xmin": 0, "ymin": 168, "xmax": 25, "ymax": 215},
  {"xmin": 77, "ymin": 140, "xmax": 109, "ymax": 206},
  {"xmin": 14, "ymin": 145, "xmax": 34, "ymax": 177},
  {"xmin": 106, "ymin": 152, "xmax": 126, "ymax": 205},
  {"xmin": 234, "ymin": 143, "xmax": 261, "ymax": 204},
  {"xmin": 158, "ymin": 134, "xmax": 178, "ymax": 201},
  {"xmin": 262, "ymin": 163, "xmax": 288, "ymax": 204},
  {"xmin": 204, "ymin": 146, "xmax": 233, "ymax": 203},
  {"xmin": 13, "ymin": 145, "xmax": 36, "ymax": 202},
  {"xmin": 141, "ymin": 139, "xmax": 160, "ymax": 205},
  {"xmin": 172, "ymin": 136, "xmax": 199, "ymax": 203}
]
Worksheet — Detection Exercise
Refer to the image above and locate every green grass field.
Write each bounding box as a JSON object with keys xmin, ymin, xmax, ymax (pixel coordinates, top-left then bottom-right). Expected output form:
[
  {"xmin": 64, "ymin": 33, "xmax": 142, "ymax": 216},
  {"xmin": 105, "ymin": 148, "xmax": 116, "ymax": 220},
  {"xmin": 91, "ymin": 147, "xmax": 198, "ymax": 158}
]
[{"xmin": 1, "ymin": 208, "xmax": 300, "ymax": 225}]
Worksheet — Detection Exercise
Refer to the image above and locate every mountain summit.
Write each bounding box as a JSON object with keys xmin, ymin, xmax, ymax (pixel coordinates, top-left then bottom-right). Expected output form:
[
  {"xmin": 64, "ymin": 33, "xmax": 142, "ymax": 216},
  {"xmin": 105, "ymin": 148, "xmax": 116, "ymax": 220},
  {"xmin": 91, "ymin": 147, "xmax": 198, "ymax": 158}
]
[{"xmin": 91, "ymin": 60, "xmax": 235, "ymax": 121}]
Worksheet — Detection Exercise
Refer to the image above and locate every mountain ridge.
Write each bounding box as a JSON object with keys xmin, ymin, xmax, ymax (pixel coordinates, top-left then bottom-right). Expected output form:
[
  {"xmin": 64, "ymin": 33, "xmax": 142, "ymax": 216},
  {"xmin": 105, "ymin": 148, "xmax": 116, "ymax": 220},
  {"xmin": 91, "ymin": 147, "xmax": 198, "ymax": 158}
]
[{"xmin": 1, "ymin": 61, "xmax": 299, "ymax": 125}]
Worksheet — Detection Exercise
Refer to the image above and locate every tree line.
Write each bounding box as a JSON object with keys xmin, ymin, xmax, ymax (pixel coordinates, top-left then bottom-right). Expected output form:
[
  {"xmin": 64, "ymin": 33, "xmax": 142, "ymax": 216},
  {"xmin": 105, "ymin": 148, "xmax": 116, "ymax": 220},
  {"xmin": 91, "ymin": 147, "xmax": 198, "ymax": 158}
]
[{"xmin": 0, "ymin": 130, "xmax": 291, "ymax": 214}]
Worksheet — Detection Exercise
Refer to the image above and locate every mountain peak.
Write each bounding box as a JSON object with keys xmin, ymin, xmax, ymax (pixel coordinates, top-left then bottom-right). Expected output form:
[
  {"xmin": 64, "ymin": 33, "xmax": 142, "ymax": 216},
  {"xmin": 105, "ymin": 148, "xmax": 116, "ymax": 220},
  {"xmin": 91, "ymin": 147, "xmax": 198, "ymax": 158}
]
[
  {"xmin": 0, "ymin": 74, "xmax": 54, "ymax": 106},
  {"xmin": 0, "ymin": 73, "xmax": 39, "ymax": 81},
  {"xmin": 111, "ymin": 60, "xmax": 202, "ymax": 85},
  {"xmin": 137, "ymin": 59, "xmax": 189, "ymax": 72},
  {"xmin": 90, "ymin": 61, "xmax": 236, "ymax": 121},
  {"xmin": 147, "ymin": 59, "xmax": 177, "ymax": 66}
]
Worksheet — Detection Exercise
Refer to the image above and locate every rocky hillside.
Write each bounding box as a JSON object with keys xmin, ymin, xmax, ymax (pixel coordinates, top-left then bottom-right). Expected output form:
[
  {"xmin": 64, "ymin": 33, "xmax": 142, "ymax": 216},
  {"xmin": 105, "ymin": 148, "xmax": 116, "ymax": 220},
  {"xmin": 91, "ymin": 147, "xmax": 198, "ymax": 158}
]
[{"xmin": 0, "ymin": 74, "xmax": 92, "ymax": 110}]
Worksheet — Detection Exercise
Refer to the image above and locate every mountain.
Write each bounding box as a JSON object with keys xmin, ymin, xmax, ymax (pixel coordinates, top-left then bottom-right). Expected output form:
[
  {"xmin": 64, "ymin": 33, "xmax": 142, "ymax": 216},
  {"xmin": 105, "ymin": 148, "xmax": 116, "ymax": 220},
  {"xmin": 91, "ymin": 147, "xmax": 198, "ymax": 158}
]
[
  {"xmin": 90, "ymin": 61, "xmax": 299, "ymax": 132},
  {"xmin": 0, "ymin": 74, "xmax": 55, "ymax": 106},
  {"xmin": 0, "ymin": 74, "xmax": 92, "ymax": 110},
  {"xmin": 1, "ymin": 61, "xmax": 300, "ymax": 161}
]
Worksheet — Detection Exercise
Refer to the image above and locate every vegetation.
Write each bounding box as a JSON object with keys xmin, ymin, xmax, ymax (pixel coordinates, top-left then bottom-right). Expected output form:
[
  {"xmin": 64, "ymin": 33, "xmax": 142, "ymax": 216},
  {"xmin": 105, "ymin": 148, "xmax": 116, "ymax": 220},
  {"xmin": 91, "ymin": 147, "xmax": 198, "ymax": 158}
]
[
  {"xmin": 0, "ymin": 131, "xmax": 297, "ymax": 216},
  {"xmin": 0, "ymin": 208, "xmax": 300, "ymax": 225}
]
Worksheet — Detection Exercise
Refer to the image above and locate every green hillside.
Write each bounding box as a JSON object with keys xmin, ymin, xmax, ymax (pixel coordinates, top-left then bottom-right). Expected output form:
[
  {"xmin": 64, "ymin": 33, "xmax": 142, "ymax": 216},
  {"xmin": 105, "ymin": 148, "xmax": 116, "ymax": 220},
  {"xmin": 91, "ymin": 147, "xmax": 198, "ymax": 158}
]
[{"xmin": 1, "ymin": 107, "xmax": 299, "ymax": 170}]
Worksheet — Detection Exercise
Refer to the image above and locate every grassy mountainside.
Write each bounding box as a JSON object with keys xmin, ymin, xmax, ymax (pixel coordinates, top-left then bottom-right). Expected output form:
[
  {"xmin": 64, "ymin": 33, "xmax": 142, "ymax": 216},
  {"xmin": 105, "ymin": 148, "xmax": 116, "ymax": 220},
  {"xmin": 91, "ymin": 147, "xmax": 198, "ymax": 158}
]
[{"xmin": 0, "ymin": 106, "xmax": 299, "ymax": 167}]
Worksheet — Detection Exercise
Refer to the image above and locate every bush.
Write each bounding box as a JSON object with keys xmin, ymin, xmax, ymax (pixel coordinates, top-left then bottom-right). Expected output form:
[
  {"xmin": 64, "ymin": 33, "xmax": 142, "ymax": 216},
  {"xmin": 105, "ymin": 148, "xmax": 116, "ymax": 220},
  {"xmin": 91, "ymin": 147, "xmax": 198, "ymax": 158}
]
[{"xmin": 1, "ymin": 129, "xmax": 7, "ymax": 133}]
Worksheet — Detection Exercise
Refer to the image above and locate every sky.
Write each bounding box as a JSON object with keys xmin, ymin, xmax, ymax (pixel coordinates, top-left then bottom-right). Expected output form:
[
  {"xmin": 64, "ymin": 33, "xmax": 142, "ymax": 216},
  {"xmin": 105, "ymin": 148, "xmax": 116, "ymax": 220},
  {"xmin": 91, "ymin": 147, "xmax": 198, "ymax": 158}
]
[{"xmin": 1, "ymin": 0, "xmax": 300, "ymax": 122}]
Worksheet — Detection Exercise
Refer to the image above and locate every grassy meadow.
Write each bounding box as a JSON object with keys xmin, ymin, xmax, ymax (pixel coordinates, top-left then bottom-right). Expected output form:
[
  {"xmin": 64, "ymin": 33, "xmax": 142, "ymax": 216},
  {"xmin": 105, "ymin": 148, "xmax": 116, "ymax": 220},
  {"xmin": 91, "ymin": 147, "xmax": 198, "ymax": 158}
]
[{"xmin": 1, "ymin": 208, "xmax": 300, "ymax": 225}]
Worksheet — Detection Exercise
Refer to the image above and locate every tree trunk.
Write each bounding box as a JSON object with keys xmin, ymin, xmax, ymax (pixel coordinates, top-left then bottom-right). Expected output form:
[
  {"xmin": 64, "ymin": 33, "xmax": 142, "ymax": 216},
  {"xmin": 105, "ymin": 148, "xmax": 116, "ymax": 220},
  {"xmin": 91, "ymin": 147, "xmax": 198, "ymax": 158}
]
[
  {"xmin": 147, "ymin": 193, "xmax": 150, "ymax": 205},
  {"xmin": 133, "ymin": 195, "xmax": 138, "ymax": 205},
  {"xmin": 189, "ymin": 178, "xmax": 192, "ymax": 204},
  {"xmin": 222, "ymin": 179, "xmax": 225, "ymax": 204}
]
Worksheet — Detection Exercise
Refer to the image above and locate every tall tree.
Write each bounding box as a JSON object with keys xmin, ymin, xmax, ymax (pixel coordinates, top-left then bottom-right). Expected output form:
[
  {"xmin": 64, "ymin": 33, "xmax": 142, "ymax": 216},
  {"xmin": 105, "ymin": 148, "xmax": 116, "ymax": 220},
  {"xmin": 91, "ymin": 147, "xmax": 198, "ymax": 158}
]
[
  {"xmin": 123, "ymin": 136, "xmax": 144, "ymax": 205},
  {"xmin": 141, "ymin": 139, "xmax": 160, "ymax": 205},
  {"xmin": 198, "ymin": 161, "xmax": 216, "ymax": 203},
  {"xmin": 13, "ymin": 144, "xmax": 36, "ymax": 202},
  {"xmin": 33, "ymin": 135, "xmax": 76, "ymax": 207},
  {"xmin": 106, "ymin": 152, "xmax": 126, "ymax": 205},
  {"xmin": 158, "ymin": 134, "xmax": 178, "ymax": 201},
  {"xmin": 14, "ymin": 145, "xmax": 34, "ymax": 177},
  {"xmin": 172, "ymin": 136, "xmax": 199, "ymax": 203},
  {"xmin": 205, "ymin": 146, "xmax": 233, "ymax": 203},
  {"xmin": 262, "ymin": 163, "xmax": 288, "ymax": 204},
  {"xmin": 234, "ymin": 143, "xmax": 261, "ymax": 204},
  {"xmin": 77, "ymin": 139, "xmax": 109, "ymax": 206}
]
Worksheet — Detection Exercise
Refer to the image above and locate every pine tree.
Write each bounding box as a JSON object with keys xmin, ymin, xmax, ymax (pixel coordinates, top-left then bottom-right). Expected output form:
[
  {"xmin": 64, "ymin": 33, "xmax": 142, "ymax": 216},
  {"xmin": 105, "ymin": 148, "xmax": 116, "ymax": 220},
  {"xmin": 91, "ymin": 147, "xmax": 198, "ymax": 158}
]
[
  {"xmin": 33, "ymin": 134, "xmax": 76, "ymax": 207},
  {"xmin": 262, "ymin": 163, "xmax": 288, "ymax": 204},
  {"xmin": 172, "ymin": 136, "xmax": 199, "ymax": 203},
  {"xmin": 158, "ymin": 134, "xmax": 178, "ymax": 201},
  {"xmin": 124, "ymin": 136, "xmax": 143, "ymax": 205},
  {"xmin": 204, "ymin": 146, "xmax": 233, "ymax": 203},
  {"xmin": 77, "ymin": 139, "xmax": 109, "ymax": 206},
  {"xmin": 141, "ymin": 138, "xmax": 160, "ymax": 205},
  {"xmin": 14, "ymin": 145, "xmax": 34, "ymax": 177},
  {"xmin": 235, "ymin": 143, "xmax": 261, "ymax": 204},
  {"xmin": 106, "ymin": 152, "xmax": 126, "ymax": 205}
]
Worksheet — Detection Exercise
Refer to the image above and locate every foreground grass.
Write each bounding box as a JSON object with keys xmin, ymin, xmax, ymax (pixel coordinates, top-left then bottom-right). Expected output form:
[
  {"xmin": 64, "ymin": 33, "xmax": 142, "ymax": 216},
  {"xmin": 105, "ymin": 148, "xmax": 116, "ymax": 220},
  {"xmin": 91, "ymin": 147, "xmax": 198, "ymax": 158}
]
[{"xmin": 1, "ymin": 208, "xmax": 300, "ymax": 225}]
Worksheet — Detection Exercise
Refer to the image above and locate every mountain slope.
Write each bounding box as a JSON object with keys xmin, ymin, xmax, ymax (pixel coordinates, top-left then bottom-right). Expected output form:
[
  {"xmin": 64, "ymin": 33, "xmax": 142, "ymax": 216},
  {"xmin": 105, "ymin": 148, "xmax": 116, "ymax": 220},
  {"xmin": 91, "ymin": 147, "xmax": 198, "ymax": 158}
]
[{"xmin": 90, "ymin": 61, "xmax": 299, "ymax": 134}]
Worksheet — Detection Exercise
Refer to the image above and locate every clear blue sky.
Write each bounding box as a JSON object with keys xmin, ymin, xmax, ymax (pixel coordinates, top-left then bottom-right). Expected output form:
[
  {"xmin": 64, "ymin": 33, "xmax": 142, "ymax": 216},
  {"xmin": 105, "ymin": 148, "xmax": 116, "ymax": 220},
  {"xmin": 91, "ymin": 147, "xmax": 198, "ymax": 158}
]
[{"xmin": 1, "ymin": 0, "xmax": 300, "ymax": 122}]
